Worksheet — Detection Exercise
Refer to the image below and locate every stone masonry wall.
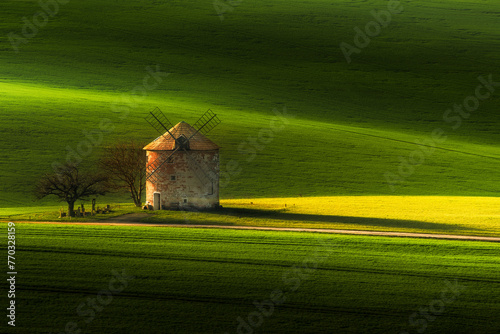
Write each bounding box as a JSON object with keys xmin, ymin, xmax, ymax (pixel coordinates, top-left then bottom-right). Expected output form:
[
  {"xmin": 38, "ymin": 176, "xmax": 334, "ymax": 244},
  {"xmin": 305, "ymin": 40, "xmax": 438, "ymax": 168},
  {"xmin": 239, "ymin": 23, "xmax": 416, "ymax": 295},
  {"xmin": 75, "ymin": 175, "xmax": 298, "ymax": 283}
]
[{"xmin": 145, "ymin": 150, "xmax": 219, "ymax": 209}]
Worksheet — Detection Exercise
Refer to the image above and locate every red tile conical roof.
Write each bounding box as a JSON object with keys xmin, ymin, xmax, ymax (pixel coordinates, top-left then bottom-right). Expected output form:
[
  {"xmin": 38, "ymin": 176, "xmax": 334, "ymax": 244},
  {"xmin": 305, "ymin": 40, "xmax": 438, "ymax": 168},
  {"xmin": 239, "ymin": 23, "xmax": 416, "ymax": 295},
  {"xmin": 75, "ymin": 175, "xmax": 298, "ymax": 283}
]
[{"xmin": 143, "ymin": 121, "xmax": 219, "ymax": 151}]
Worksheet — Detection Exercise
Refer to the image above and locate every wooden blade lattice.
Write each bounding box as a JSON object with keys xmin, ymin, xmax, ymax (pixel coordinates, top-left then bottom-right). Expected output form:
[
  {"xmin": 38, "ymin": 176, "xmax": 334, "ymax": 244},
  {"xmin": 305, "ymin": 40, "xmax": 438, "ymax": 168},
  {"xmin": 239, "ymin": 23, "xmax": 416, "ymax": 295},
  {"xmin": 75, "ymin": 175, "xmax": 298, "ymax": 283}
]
[
  {"xmin": 189, "ymin": 109, "xmax": 220, "ymax": 140},
  {"xmin": 145, "ymin": 107, "xmax": 176, "ymax": 140}
]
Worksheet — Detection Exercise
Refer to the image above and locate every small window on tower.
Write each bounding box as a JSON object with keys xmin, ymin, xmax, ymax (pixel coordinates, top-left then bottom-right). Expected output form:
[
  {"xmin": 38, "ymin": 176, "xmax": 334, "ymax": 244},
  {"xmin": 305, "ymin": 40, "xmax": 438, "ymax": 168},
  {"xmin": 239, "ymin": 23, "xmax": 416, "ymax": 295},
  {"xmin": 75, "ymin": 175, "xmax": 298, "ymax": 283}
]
[
  {"xmin": 170, "ymin": 175, "xmax": 176, "ymax": 181},
  {"xmin": 183, "ymin": 199, "xmax": 188, "ymax": 203}
]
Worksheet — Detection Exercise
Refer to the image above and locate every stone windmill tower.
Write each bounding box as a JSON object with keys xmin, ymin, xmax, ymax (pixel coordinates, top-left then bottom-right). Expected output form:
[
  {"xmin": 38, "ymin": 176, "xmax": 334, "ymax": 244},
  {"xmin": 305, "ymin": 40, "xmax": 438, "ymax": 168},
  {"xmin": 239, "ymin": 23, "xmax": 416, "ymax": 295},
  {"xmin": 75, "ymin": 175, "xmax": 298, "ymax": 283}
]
[{"xmin": 143, "ymin": 108, "xmax": 220, "ymax": 210}]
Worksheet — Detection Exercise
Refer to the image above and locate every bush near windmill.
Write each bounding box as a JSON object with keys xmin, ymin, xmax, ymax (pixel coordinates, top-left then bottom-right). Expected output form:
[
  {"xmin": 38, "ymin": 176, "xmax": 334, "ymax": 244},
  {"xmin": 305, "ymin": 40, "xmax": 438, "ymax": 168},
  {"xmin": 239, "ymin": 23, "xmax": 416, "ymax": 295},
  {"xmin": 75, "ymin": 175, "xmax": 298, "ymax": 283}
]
[{"xmin": 99, "ymin": 141, "xmax": 147, "ymax": 208}]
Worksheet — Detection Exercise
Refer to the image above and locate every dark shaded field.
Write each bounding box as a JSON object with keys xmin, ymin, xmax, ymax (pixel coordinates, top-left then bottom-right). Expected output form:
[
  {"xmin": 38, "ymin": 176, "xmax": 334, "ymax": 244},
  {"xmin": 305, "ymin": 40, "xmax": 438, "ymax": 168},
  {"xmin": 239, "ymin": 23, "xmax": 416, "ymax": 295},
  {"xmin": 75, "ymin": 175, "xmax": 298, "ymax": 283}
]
[{"xmin": 12, "ymin": 223, "xmax": 499, "ymax": 334}]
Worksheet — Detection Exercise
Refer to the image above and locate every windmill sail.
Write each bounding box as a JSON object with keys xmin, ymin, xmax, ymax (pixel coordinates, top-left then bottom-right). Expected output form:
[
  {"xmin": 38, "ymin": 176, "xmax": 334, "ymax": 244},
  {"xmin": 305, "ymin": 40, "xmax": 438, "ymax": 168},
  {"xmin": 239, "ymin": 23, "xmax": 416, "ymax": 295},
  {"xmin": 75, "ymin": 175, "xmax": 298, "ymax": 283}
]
[
  {"xmin": 145, "ymin": 107, "xmax": 176, "ymax": 141},
  {"xmin": 190, "ymin": 109, "xmax": 221, "ymax": 138}
]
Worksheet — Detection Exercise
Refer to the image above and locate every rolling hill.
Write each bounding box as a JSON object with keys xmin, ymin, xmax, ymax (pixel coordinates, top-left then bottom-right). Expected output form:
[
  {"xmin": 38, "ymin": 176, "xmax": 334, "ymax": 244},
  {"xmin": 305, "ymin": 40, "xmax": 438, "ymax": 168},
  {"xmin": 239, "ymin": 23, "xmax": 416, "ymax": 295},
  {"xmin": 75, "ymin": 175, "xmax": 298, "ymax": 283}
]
[
  {"xmin": 0, "ymin": 0, "xmax": 499, "ymax": 208},
  {"xmin": 2, "ymin": 2, "xmax": 500, "ymax": 333},
  {"xmin": 12, "ymin": 222, "xmax": 500, "ymax": 334}
]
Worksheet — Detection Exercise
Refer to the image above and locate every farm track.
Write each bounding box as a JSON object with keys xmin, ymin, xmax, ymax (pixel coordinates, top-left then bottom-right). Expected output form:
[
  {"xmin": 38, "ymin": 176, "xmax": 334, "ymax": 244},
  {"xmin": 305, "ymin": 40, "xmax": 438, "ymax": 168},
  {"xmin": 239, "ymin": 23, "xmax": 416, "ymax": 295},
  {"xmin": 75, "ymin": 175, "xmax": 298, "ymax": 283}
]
[{"xmin": 14, "ymin": 219, "xmax": 500, "ymax": 243}]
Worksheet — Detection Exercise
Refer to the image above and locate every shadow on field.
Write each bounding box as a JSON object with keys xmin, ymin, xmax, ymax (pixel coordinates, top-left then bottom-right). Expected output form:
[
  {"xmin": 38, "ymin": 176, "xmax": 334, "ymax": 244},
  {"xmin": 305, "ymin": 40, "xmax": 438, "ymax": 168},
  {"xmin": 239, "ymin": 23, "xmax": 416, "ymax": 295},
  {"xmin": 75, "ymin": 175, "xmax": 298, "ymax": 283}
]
[{"xmin": 212, "ymin": 207, "xmax": 476, "ymax": 232}]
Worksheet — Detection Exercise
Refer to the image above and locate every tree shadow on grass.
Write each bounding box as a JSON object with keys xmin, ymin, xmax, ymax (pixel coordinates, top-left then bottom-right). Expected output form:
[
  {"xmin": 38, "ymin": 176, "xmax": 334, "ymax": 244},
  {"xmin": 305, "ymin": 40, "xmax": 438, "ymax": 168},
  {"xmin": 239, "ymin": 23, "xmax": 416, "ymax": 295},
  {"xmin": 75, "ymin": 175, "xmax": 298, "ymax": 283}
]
[{"xmin": 208, "ymin": 207, "xmax": 480, "ymax": 232}]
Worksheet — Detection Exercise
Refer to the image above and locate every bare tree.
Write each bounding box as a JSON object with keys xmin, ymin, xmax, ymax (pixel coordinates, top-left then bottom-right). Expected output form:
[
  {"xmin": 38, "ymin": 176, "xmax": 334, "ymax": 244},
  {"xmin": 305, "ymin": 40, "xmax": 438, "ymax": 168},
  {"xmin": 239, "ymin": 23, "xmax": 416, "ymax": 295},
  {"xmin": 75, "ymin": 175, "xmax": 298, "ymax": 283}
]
[
  {"xmin": 99, "ymin": 141, "xmax": 147, "ymax": 207},
  {"xmin": 34, "ymin": 163, "xmax": 109, "ymax": 217}
]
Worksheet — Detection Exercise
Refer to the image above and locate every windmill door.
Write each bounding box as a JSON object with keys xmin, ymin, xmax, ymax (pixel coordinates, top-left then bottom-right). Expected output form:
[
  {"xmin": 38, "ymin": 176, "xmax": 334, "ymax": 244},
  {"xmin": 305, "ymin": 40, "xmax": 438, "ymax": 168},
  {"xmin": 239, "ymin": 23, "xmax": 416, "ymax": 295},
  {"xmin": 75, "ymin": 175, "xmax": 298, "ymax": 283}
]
[{"xmin": 153, "ymin": 193, "xmax": 161, "ymax": 210}]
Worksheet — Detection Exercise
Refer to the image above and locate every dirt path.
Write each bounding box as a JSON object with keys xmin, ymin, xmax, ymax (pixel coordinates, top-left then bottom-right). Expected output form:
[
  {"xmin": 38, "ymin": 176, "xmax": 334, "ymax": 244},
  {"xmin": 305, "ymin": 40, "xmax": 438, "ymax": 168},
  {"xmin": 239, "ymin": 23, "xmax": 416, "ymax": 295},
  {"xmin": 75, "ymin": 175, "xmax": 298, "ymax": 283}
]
[{"xmin": 10, "ymin": 215, "xmax": 500, "ymax": 243}]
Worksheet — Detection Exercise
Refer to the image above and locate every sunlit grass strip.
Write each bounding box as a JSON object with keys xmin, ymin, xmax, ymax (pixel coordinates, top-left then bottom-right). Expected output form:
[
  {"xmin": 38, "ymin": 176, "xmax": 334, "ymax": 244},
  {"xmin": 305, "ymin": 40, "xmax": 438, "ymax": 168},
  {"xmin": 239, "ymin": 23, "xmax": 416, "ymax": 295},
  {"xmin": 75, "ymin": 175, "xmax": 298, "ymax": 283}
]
[
  {"xmin": 3, "ymin": 196, "xmax": 500, "ymax": 237},
  {"xmin": 219, "ymin": 196, "xmax": 500, "ymax": 236}
]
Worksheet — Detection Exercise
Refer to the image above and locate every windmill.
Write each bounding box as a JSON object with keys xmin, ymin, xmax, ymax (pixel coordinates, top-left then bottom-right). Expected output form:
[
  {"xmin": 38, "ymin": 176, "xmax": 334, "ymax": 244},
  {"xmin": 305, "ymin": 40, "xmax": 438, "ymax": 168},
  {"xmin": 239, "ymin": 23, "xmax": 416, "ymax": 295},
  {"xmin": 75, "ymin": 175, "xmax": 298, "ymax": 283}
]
[{"xmin": 143, "ymin": 107, "xmax": 221, "ymax": 210}]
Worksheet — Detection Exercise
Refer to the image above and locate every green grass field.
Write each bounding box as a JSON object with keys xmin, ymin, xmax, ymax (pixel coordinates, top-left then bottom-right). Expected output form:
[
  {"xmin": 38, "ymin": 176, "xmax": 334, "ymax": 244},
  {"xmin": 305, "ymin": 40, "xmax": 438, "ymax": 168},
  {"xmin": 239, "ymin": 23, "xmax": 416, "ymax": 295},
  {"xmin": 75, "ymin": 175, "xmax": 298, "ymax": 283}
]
[
  {"xmin": 11, "ymin": 222, "xmax": 500, "ymax": 334},
  {"xmin": 3, "ymin": 196, "xmax": 499, "ymax": 238},
  {"xmin": 1, "ymin": 1, "xmax": 500, "ymax": 333},
  {"xmin": 1, "ymin": 0, "xmax": 499, "ymax": 207}
]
